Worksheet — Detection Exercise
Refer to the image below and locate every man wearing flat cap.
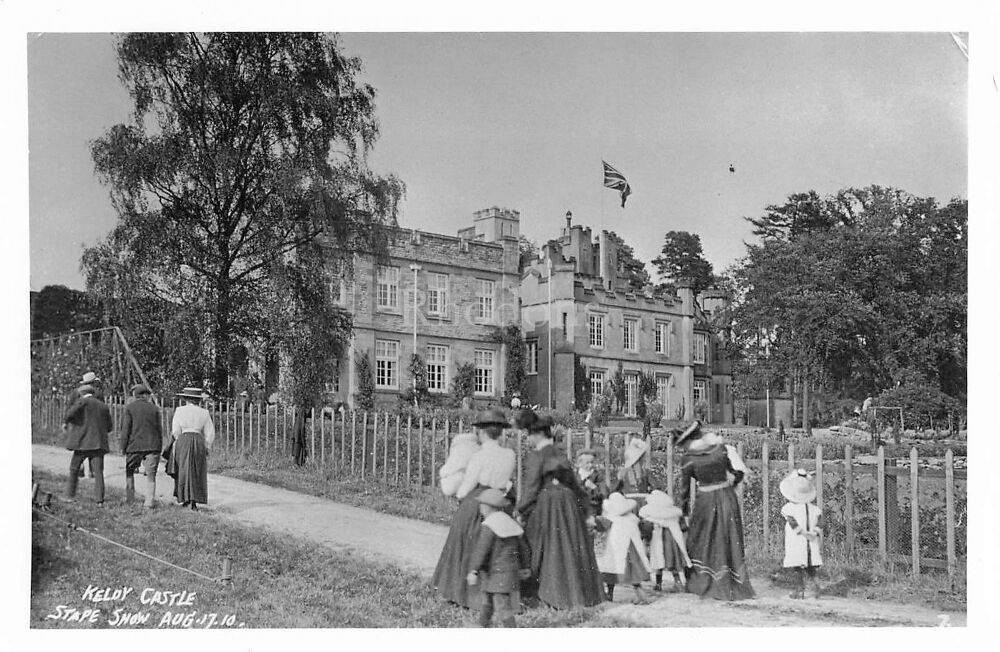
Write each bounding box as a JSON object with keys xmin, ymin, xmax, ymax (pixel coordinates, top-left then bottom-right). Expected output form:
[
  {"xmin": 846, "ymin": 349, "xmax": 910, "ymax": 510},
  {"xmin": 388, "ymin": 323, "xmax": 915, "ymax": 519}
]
[
  {"xmin": 63, "ymin": 382, "xmax": 113, "ymax": 505},
  {"xmin": 121, "ymin": 383, "xmax": 163, "ymax": 508}
]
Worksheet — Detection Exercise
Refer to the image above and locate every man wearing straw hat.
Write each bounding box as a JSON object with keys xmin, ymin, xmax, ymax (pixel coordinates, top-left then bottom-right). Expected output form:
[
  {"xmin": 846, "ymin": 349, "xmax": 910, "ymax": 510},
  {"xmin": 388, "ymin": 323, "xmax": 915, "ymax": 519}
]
[
  {"xmin": 121, "ymin": 383, "xmax": 163, "ymax": 509},
  {"xmin": 62, "ymin": 381, "xmax": 113, "ymax": 505}
]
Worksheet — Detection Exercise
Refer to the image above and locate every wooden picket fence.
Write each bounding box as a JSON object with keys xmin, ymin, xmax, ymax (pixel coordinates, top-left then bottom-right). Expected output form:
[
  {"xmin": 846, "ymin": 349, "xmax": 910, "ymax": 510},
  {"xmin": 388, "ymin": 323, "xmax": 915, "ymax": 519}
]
[{"xmin": 33, "ymin": 396, "xmax": 966, "ymax": 581}]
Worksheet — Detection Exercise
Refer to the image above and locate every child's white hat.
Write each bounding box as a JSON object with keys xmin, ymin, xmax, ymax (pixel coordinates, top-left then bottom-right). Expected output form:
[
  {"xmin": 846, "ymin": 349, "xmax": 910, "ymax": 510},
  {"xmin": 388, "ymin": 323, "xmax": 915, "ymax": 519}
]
[
  {"xmin": 602, "ymin": 492, "xmax": 637, "ymax": 518},
  {"xmin": 638, "ymin": 490, "xmax": 683, "ymax": 522},
  {"xmin": 779, "ymin": 469, "xmax": 817, "ymax": 504}
]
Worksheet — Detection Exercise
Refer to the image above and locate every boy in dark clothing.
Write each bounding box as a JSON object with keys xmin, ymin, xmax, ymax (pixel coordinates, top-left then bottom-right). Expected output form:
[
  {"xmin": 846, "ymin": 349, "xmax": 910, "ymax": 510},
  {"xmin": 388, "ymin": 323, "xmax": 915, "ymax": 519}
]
[{"xmin": 467, "ymin": 488, "xmax": 531, "ymax": 628}]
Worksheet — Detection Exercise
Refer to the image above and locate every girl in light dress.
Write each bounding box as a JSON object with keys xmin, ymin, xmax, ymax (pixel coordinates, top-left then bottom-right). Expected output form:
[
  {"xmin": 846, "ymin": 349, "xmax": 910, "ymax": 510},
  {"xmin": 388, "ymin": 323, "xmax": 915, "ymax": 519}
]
[{"xmin": 780, "ymin": 469, "xmax": 824, "ymax": 599}]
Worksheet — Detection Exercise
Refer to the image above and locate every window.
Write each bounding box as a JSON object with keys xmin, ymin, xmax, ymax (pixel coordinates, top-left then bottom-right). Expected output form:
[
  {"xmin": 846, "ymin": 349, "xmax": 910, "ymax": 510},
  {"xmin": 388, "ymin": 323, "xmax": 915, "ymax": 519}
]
[
  {"xmin": 714, "ymin": 383, "xmax": 721, "ymax": 404},
  {"xmin": 589, "ymin": 369, "xmax": 606, "ymax": 400},
  {"xmin": 623, "ymin": 317, "xmax": 638, "ymax": 351},
  {"xmin": 476, "ymin": 279, "xmax": 495, "ymax": 321},
  {"xmin": 655, "ymin": 321, "xmax": 670, "ymax": 355},
  {"xmin": 376, "ymin": 266, "xmax": 399, "ymax": 310},
  {"xmin": 427, "ymin": 273, "xmax": 448, "ymax": 316},
  {"xmin": 326, "ymin": 359, "xmax": 341, "ymax": 393},
  {"xmin": 656, "ymin": 375, "xmax": 670, "ymax": 409},
  {"xmin": 694, "ymin": 333, "xmax": 708, "ymax": 364},
  {"xmin": 426, "ymin": 345, "xmax": 448, "ymax": 392},
  {"xmin": 624, "ymin": 375, "xmax": 638, "ymax": 417},
  {"xmin": 329, "ymin": 278, "xmax": 345, "ymax": 306},
  {"xmin": 375, "ymin": 339, "xmax": 399, "ymax": 389},
  {"xmin": 474, "ymin": 349, "xmax": 495, "ymax": 395},
  {"xmin": 588, "ymin": 313, "xmax": 604, "ymax": 348},
  {"xmin": 526, "ymin": 340, "xmax": 538, "ymax": 375},
  {"xmin": 693, "ymin": 379, "xmax": 708, "ymax": 405}
]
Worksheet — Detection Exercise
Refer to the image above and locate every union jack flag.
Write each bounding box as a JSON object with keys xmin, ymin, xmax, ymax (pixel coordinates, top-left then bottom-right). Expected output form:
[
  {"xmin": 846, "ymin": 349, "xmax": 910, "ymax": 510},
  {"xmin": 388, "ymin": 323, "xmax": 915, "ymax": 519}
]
[{"xmin": 602, "ymin": 160, "xmax": 632, "ymax": 207}]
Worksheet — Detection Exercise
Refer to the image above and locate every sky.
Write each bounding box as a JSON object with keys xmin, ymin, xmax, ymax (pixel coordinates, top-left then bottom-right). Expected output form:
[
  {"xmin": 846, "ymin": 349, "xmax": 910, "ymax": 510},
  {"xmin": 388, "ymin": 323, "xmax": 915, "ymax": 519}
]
[{"xmin": 27, "ymin": 32, "xmax": 968, "ymax": 291}]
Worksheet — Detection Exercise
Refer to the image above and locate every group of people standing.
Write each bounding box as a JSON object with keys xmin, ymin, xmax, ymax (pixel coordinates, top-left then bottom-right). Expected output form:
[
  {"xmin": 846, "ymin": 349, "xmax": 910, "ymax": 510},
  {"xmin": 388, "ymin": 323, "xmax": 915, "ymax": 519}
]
[
  {"xmin": 432, "ymin": 410, "xmax": 764, "ymax": 626},
  {"xmin": 60, "ymin": 373, "xmax": 215, "ymax": 511}
]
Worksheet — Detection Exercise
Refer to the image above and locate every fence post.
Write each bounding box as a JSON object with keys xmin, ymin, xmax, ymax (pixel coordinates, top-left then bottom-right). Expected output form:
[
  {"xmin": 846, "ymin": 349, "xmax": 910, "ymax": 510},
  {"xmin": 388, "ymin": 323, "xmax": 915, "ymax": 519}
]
[
  {"xmin": 845, "ymin": 444, "xmax": 854, "ymax": 554},
  {"xmin": 516, "ymin": 429, "xmax": 523, "ymax": 499},
  {"xmin": 361, "ymin": 412, "xmax": 368, "ymax": 480},
  {"xmin": 762, "ymin": 442, "xmax": 770, "ymax": 556},
  {"xmin": 406, "ymin": 414, "xmax": 413, "ymax": 486},
  {"xmin": 418, "ymin": 416, "xmax": 425, "ymax": 487},
  {"xmin": 395, "ymin": 414, "xmax": 401, "ymax": 485},
  {"xmin": 341, "ymin": 409, "xmax": 347, "ymax": 469},
  {"xmin": 257, "ymin": 402, "xmax": 263, "ymax": 453},
  {"xmin": 788, "ymin": 442, "xmax": 796, "ymax": 471},
  {"xmin": 945, "ymin": 448, "xmax": 956, "ymax": 587},
  {"xmin": 566, "ymin": 426, "xmax": 573, "ymax": 461},
  {"xmin": 666, "ymin": 437, "xmax": 674, "ymax": 495},
  {"xmin": 910, "ymin": 447, "xmax": 920, "ymax": 577},
  {"xmin": 241, "ymin": 404, "xmax": 246, "ymax": 454},
  {"xmin": 351, "ymin": 411, "xmax": 357, "ymax": 475},
  {"xmin": 877, "ymin": 445, "xmax": 887, "ymax": 565},
  {"xmin": 604, "ymin": 429, "xmax": 612, "ymax": 483},
  {"xmin": 430, "ymin": 417, "xmax": 437, "ymax": 489},
  {"xmin": 815, "ymin": 444, "xmax": 823, "ymax": 510},
  {"xmin": 309, "ymin": 407, "xmax": 315, "ymax": 465},
  {"xmin": 383, "ymin": 412, "xmax": 389, "ymax": 482},
  {"xmin": 321, "ymin": 408, "xmax": 326, "ymax": 466}
]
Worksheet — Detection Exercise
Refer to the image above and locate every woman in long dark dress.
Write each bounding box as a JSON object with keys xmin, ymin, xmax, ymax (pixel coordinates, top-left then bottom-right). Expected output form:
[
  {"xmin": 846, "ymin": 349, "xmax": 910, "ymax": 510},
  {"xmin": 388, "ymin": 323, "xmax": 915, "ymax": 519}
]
[
  {"xmin": 675, "ymin": 420, "xmax": 755, "ymax": 600},
  {"xmin": 169, "ymin": 386, "xmax": 215, "ymax": 510},
  {"xmin": 516, "ymin": 413, "xmax": 604, "ymax": 609},
  {"xmin": 432, "ymin": 409, "xmax": 516, "ymax": 608}
]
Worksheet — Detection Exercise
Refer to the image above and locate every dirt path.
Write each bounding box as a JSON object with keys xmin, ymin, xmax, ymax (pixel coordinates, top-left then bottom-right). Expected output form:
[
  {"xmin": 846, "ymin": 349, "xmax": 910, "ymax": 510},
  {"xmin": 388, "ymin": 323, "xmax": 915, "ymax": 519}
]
[{"xmin": 32, "ymin": 444, "xmax": 965, "ymax": 627}]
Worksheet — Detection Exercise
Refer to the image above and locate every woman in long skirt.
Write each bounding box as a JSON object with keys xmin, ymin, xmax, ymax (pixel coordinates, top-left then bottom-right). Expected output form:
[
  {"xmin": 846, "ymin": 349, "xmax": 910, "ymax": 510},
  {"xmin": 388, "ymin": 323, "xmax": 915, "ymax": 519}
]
[
  {"xmin": 674, "ymin": 421, "xmax": 754, "ymax": 600},
  {"xmin": 170, "ymin": 386, "xmax": 215, "ymax": 510},
  {"xmin": 432, "ymin": 409, "xmax": 516, "ymax": 608},
  {"xmin": 516, "ymin": 412, "xmax": 604, "ymax": 609}
]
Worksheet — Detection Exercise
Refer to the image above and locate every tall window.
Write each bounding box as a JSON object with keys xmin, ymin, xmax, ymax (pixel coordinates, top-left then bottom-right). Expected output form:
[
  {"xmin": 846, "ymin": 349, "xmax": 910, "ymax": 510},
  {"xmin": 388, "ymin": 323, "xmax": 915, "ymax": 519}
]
[
  {"xmin": 655, "ymin": 321, "xmax": 670, "ymax": 355},
  {"xmin": 693, "ymin": 332, "xmax": 708, "ymax": 364},
  {"xmin": 376, "ymin": 266, "xmax": 399, "ymax": 310},
  {"xmin": 427, "ymin": 272, "xmax": 448, "ymax": 316},
  {"xmin": 589, "ymin": 369, "xmax": 606, "ymax": 400},
  {"xmin": 526, "ymin": 340, "xmax": 538, "ymax": 375},
  {"xmin": 476, "ymin": 279, "xmax": 495, "ymax": 321},
  {"xmin": 624, "ymin": 375, "xmax": 638, "ymax": 417},
  {"xmin": 474, "ymin": 349, "xmax": 495, "ymax": 395},
  {"xmin": 693, "ymin": 379, "xmax": 708, "ymax": 405},
  {"xmin": 623, "ymin": 317, "xmax": 638, "ymax": 351},
  {"xmin": 426, "ymin": 344, "xmax": 448, "ymax": 392},
  {"xmin": 656, "ymin": 375, "xmax": 670, "ymax": 409},
  {"xmin": 329, "ymin": 278, "xmax": 344, "ymax": 306},
  {"xmin": 375, "ymin": 339, "xmax": 399, "ymax": 389},
  {"xmin": 588, "ymin": 313, "xmax": 604, "ymax": 348}
]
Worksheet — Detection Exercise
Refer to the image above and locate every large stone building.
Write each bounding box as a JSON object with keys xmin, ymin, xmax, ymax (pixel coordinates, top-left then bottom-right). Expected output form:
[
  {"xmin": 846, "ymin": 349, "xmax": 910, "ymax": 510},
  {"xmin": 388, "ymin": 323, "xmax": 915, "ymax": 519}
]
[
  {"xmin": 520, "ymin": 213, "xmax": 734, "ymax": 423},
  {"xmin": 327, "ymin": 207, "xmax": 521, "ymax": 408}
]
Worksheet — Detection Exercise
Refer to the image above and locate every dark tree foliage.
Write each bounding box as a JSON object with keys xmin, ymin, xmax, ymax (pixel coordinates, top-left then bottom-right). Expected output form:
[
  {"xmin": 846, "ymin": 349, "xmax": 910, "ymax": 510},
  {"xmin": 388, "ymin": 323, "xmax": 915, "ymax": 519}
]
[
  {"xmin": 354, "ymin": 351, "xmax": 375, "ymax": 411},
  {"xmin": 724, "ymin": 186, "xmax": 967, "ymax": 424},
  {"xmin": 652, "ymin": 231, "xmax": 715, "ymax": 295},
  {"xmin": 606, "ymin": 231, "xmax": 652, "ymax": 291},
  {"xmin": 452, "ymin": 362, "xmax": 477, "ymax": 402},
  {"xmin": 85, "ymin": 33, "xmax": 403, "ymax": 396},
  {"xmin": 573, "ymin": 356, "xmax": 591, "ymax": 411},
  {"xmin": 492, "ymin": 325, "xmax": 528, "ymax": 404},
  {"xmin": 30, "ymin": 285, "xmax": 104, "ymax": 339}
]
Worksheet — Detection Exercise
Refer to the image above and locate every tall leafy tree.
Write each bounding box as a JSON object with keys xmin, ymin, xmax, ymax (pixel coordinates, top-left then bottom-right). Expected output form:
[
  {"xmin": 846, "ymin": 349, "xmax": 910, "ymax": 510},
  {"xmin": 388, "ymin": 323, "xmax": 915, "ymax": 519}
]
[
  {"xmin": 606, "ymin": 231, "xmax": 651, "ymax": 291},
  {"xmin": 652, "ymin": 231, "xmax": 715, "ymax": 295},
  {"xmin": 30, "ymin": 285, "xmax": 104, "ymax": 339},
  {"xmin": 85, "ymin": 33, "xmax": 403, "ymax": 395}
]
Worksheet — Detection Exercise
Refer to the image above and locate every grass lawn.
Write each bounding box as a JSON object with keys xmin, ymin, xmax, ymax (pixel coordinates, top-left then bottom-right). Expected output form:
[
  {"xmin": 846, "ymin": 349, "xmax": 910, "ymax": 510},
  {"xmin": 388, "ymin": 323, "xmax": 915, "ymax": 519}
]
[{"xmin": 30, "ymin": 468, "xmax": 635, "ymax": 628}]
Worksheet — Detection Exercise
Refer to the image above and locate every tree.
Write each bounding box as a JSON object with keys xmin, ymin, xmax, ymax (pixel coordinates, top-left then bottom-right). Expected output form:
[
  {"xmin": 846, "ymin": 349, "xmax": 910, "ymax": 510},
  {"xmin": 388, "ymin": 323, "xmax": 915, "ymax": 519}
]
[
  {"xmin": 652, "ymin": 231, "xmax": 715, "ymax": 295},
  {"xmin": 573, "ymin": 356, "xmax": 591, "ymax": 410},
  {"xmin": 30, "ymin": 285, "xmax": 104, "ymax": 339},
  {"xmin": 85, "ymin": 33, "xmax": 403, "ymax": 396},
  {"xmin": 400, "ymin": 353, "xmax": 430, "ymax": 408},
  {"xmin": 606, "ymin": 231, "xmax": 652, "ymax": 292},
  {"xmin": 518, "ymin": 235, "xmax": 539, "ymax": 270},
  {"xmin": 493, "ymin": 324, "xmax": 528, "ymax": 404},
  {"xmin": 451, "ymin": 362, "xmax": 477, "ymax": 406},
  {"xmin": 354, "ymin": 351, "xmax": 375, "ymax": 411}
]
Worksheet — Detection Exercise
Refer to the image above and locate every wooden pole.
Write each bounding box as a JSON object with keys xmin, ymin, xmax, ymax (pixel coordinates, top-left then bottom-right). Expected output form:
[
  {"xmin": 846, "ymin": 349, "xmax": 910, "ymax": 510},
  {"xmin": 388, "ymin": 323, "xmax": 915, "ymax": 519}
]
[
  {"xmin": 910, "ymin": 446, "xmax": 920, "ymax": 577},
  {"xmin": 737, "ymin": 441, "xmax": 746, "ymax": 527},
  {"xmin": 945, "ymin": 448, "xmax": 957, "ymax": 586},
  {"xmin": 845, "ymin": 444, "xmax": 854, "ymax": 553},
  {"xmin": 351, "ymin": 411, "xmax": 357, "ymax": 475},
  {"xmin": 321, "ymin": 407, "xmax": 326, "ymax": 466},
  {"xmin": 341, "ymin": 409, "xmax": 347, "ymax": 469},
  {"xmin": 430, "ymin": 416, "xmax": 437, "ymax": 489},
  {"xmin": 788, "ymin": 442, "xmax": 796, "ymax": 471},
  {"xmin": 877, "ymin": 445, "xmax": 887, "ymax": 565},
  {"xmin": 257, "ymin": 402, "xmax": 263, "ymax": 453},
  {"xmin": 815, "ymin": 444, "xmax": 823, "ymax": 510},
  {"xmin": 406, "ymin": 414, "xmax": 413, "ymax": 486},
  {"xmin": 395, "ymin": 414, "xmax": 401, "ymax": 485},
  {"xmin": 361, "ymin": 412, "xmax": 368, "ymax": 480},
  {"xmin": 666, "ymin": 437, "xmax": 674, "ymax": 495},
  {"xmin": 418, "ymin": 416, "xmax": 425, "ymax": 487},
  {"xmin": 762, "ymin": 442, "xmax": 770, "ymax": 556},
  {"xmin": 566, "ymin": 426, "xmax": 573, "ymax": 460},
  {"xmin": 241, "ymin": 403, "xmax": 246, "ymax": 454},
  {"xmin": 516, "ymin": 429, "xmax": 523, "ymax": 499},
  {"xmin": 310, "ymin": 407, "xmax": 316, "ymax": 465},
  {"xmin": 383, "ymin": 412, "xmax": 389, "ymax": 482}
]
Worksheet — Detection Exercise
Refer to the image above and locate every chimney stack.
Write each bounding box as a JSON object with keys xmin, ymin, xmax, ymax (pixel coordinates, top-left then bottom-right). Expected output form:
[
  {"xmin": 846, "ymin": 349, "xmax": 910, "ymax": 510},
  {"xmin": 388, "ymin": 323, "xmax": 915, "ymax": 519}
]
[{"xmin": 565, "ymin": 210, "xmax": 573, "ymax": 229}]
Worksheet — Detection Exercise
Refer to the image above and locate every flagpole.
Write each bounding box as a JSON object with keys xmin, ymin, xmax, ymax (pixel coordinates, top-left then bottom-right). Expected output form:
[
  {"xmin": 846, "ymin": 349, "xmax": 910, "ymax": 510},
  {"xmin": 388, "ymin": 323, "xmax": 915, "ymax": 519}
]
[{"xmin": 547, "ymin": 255, "xmax": 553, "ymax": 409}]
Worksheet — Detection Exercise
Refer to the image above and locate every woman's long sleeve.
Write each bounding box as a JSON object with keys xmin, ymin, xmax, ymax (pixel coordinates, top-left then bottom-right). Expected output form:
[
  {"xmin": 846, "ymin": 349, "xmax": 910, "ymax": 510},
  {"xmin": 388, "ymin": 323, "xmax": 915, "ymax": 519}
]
[
  {"xmin": 204, "ymin": 413, "xmax": 215, "ymax": 450},
  {"xmin": 455, "ymin": 454, "xmax": 483, "ymax": 500},
  {"xmin": 516, "ymin": 453, "xmax": 543, "ymax": 519},
  {"xmin": 678, "ymin": 459, "xmax": 694, "ymax": 514}
]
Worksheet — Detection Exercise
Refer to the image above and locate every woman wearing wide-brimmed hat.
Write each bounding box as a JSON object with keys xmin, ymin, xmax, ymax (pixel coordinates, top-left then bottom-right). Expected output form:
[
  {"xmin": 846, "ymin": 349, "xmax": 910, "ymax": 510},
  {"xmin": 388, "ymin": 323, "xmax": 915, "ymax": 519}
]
[
  {"xmin": 674, "ymin": 420, "xmax": 754, "ymax": 600},
  {"xmin": 516, "ymin": 411, "xmax": 604, "ymax": 609},
  {"xmin": 168, "ymin": 386, "xmax": 215, "ymax": 510},
  {"xmin": 432, "ymin": 408, "xmax": 516, "ymax": 609}
]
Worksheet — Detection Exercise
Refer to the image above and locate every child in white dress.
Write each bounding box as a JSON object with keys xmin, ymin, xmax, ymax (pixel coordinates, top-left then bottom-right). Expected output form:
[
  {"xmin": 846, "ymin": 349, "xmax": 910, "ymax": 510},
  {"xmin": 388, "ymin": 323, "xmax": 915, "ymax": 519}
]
[{"xmin": 779, "ymin": 469, "xmax": 823, "ymax": 599}]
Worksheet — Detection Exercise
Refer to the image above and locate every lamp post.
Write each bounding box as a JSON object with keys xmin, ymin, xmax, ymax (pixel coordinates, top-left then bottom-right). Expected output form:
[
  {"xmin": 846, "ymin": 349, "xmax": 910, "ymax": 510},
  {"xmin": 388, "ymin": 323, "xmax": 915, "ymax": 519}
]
[{"xmin": 409, "ymin": 264, "xmax": 421, "ymax": 408}]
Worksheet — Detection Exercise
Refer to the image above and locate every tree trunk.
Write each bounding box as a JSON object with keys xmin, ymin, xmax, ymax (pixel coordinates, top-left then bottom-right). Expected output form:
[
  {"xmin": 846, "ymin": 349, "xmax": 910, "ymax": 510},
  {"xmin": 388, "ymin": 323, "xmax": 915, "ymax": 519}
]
[
  {"xmin": 791, "ymin": 368, "xmax": 798, "ymax": 427},
  {"xmin": 802, "ymin": 367, "xmax": 812, "ymax": 435},
  {"xmin": 212, "ymin": 272, "xmax": 232, "ymax": 396}
]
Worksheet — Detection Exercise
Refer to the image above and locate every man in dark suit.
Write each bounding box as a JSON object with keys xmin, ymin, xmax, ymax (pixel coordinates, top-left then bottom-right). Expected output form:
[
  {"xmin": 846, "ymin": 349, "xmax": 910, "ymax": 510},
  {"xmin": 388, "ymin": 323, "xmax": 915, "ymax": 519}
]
[
  {"xmin": 121, "ymin": 383, "xmax": 163, "ymax": 508},
  {"xmin": 63, "ymin": 383, "xmax": 114, "ymax": 505}
]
